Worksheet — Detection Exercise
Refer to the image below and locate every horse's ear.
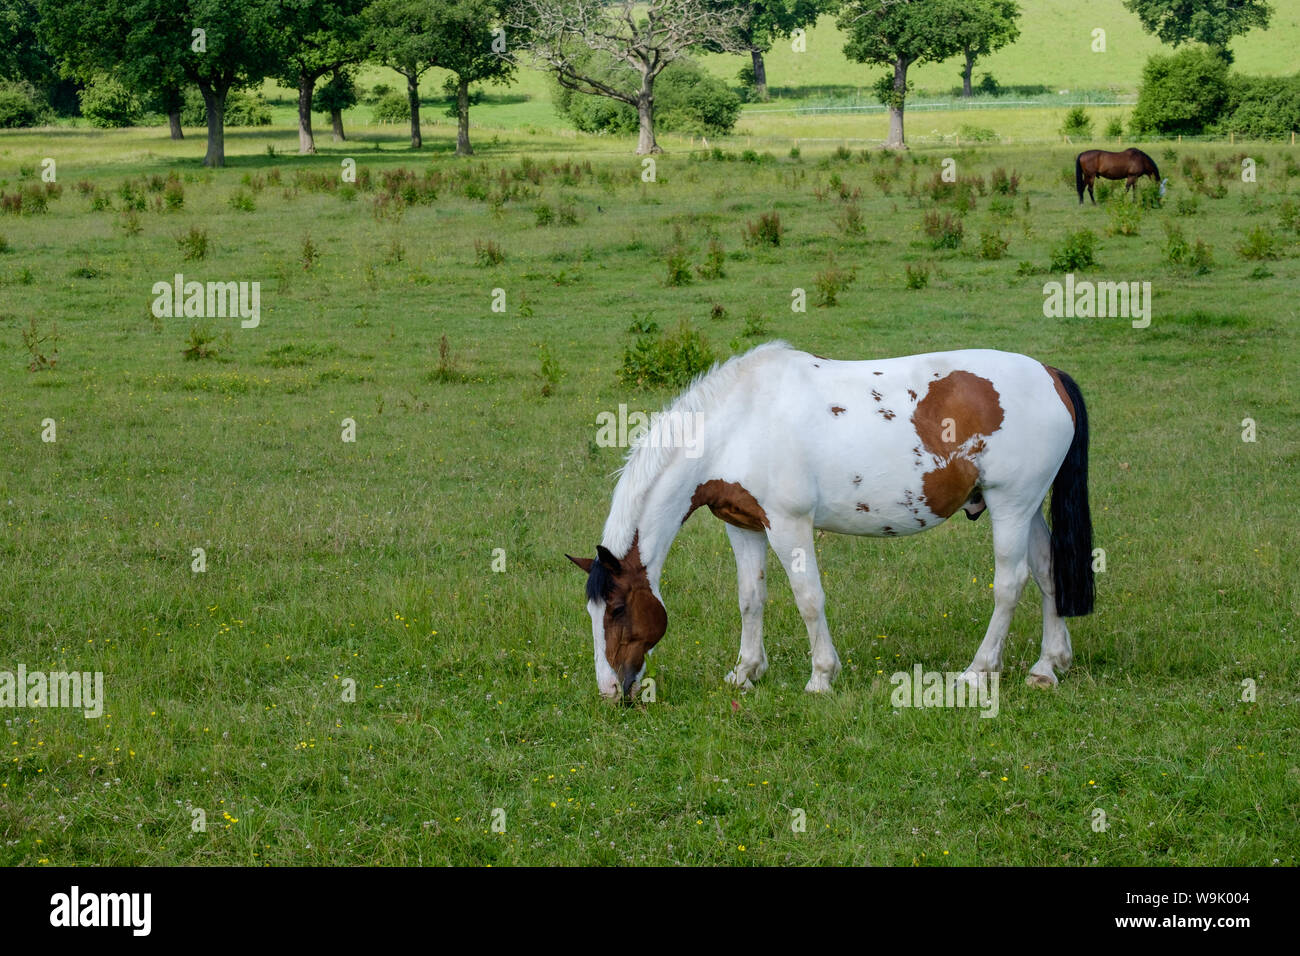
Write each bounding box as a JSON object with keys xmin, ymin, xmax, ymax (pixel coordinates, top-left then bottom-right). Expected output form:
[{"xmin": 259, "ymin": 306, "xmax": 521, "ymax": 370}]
[
  {"xmin": 596, "ymin": 545, "xmax": 622, "ymax": 575},
  {"xmin": 566, "ymin": 554, "xmax": 594, "ymax": 573}
]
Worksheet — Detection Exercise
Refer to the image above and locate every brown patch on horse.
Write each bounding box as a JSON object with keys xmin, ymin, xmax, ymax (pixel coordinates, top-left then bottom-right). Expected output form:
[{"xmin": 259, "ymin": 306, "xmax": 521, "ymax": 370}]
[
  {"xmin": 907, "ymin": 389, "xmax": 917, "ymax": 401},
  {"xmin": 830, "ymin": 405, "xmax": 846, "ymax": 416},
  {"xmin": 912, "ymin": 370, "xmax": 1005, "ymax": 455},
  {"xmin": 921, "ymin": 458, "xmax": 980, "ymax": 518},
  {"xmin": 879, "ymin": 408, "xmax": 895, "ymax": 420},
  {"xmin": 856, "ymin": 502, "xmax": 870, "ymax": 512},
  {"xmin": 852, "ymin": 475, "xmax": 862, "ymax": 486},
  {"xmin": 871, "ymin": 389, "xmax": 882, "ymax": 401},
  {"xmin": 912, "ymin": 370, "xmax": 1004, "ymax": 518},
  {"xmin": 1043, "ymin": 364, "xmax": 1076, "ymax": 425},
  {"xmin": 687, "ymin": 479, "xmax": 770, "ymax": 531}
]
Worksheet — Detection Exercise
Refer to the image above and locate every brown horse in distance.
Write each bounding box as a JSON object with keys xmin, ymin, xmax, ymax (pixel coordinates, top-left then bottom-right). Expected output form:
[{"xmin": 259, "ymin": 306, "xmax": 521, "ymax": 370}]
[{"xmin": 1075, "ymin": 148, "xmax": 1162, "ymax": 204}]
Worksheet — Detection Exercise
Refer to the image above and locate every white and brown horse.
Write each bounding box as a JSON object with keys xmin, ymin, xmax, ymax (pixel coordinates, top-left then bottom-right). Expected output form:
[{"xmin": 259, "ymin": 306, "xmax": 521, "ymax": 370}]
[{"xmin": 568, "ymin": 342, "xmax": 1093, "ymax": 701}]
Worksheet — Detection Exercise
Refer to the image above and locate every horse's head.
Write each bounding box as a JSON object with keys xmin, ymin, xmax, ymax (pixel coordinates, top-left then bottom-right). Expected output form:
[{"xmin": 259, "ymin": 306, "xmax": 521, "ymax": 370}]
[
  {"xmin": 567, "ymin": 538, "xmax": 666, "ymax": 701},
  {"xmin": 1159, "ymin": 177, "xmax": 1168, "ymax": 197}
]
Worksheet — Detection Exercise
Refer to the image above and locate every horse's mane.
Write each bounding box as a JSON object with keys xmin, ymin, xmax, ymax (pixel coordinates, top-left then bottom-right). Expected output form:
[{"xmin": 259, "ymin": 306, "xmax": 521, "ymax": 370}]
[{"xmin": 600, "ymin": 340, "xmax": 794, "ymax": 555}]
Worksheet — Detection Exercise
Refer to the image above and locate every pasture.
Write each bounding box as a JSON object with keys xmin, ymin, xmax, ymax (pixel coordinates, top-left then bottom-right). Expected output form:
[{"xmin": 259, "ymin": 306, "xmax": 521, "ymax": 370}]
[{"xmin": 0, "ymin": 116, "xmax": 1296, "ymax": 865}]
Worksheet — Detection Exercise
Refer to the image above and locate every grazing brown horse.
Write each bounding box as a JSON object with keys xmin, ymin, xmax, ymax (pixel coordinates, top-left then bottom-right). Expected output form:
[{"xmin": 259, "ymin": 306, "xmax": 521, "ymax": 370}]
[{"xmin": 1075, "ymin": 148, "xmax": 1163, "ymax": 204}]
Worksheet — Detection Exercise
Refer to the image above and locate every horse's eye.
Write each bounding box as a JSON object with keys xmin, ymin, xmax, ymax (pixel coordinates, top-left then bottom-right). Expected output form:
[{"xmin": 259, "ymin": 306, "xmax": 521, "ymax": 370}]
[{"xmin": 610, "ymin": 605, "xmax": 626, "ymax": 618}]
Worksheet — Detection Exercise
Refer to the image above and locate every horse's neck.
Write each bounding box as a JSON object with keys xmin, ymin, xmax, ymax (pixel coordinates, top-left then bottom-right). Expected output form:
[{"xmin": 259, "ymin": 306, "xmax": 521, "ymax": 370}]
[{"xmin": 601, "ymin": 451, "xmax": 702, "ymax": 590}]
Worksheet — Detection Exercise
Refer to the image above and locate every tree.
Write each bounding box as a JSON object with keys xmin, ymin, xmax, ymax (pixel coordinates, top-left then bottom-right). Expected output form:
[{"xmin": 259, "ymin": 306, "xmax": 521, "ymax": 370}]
[
  {"xmin": 951, "ymin": 0, "xmax": 1019, "ymax": 97},
  {"xmin": 1123, "ymin": 0, "xmax": 1272, "ymax": 62},
  {"xmin": 39, "ymin": 0, "xmax": 282, "ymax": 165},
  {"xmin": 313, "ymin": 68, "xmax": 358, "ymax": 141},
  {"xmin": 1129, "ymin": 46, "xmax": 1230, "ymax": 135},
  {"xmin": 837, "ymin": 0, "xmax": 964, "ymax": 149},
  {"xmin": 429, "ymin": 0, "xmax": 516, "ymax": 156},
  {"xmin": 274, "ymin": 0, "xmax": 370, "ymax": 155},
  {"xmin": 510, "ymin": 0, "xmax": 750, "ymax": 154},
  {"xmin": 367, "ymin": 0, "xmax": 444, "ymax": 148},
  {"xmin": 707, "ymin": 0, "xmax": 822, "ymax": 102}
]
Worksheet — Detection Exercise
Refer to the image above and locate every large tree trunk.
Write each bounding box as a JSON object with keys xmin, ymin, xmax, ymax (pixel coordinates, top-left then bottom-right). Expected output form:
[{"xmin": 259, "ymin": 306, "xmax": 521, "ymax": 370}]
[
  {"xmin": 962, "ymin": 48, "xmax": 975, "ymax": 97},
  {"xmin": 298, "ymin": 75, "xmax": 316, "ymax": 154},
  {"xmin": 455, "ymin": 76, "xmax": 472, "ymax": 156},
  {"xmin": 331, "ymin": 108, "xmax": 346, "ymax": 141},
  {"xmin": 635, "ymin": 79, "xmax": 659, "ymax": 155},
  {"xmin": 751, "ymin": 48, "xmax": 769, "ymax": 102},
  {"xmin": 886, "ymin": 57, "xmax": 908, "ymax": 150},
  {"xmin": 406, "ymin": 73, "xmax": 422, "ymax": 149},
  {"xmin": 198, "ymin": 82, "xmax": 228, "ymax": 167},
  {"xmin": 168, "ymin": 109, "xmax": 183, "ymax": 140}
]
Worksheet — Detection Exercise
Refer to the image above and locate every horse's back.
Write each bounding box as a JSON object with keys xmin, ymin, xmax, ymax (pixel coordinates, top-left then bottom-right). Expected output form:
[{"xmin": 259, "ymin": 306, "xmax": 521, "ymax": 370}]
[{"xmin": 708, "ymin": 347, "xmax": 1075, "ymax": 533}]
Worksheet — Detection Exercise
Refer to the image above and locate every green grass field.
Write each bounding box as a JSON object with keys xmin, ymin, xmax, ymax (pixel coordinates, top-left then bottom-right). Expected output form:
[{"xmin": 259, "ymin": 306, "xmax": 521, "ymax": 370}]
[{"xmin": 1, "ymin": 4, "xmax": 1298, "ymax": 866}]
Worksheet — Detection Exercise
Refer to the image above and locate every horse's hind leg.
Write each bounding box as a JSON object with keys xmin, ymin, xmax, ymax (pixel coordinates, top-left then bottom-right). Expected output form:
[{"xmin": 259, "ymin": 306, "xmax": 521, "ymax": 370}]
[
  {"xmin": 724, "ymin": 524, "xmax": 769, "ymax": 690},
  {"xmin": 1087, "ymin": 177, "xmax": 1096, "ymax": 204},
  {"xmin": 1026, "ymin": 509, "xmax": 1073, "ymax": 688},
  {"xmin": 767, "ymin": 515, "xmax": 841, "ymax": 693},
  {"xmin": 961, "ymin": 502, "xmax": 1032, "ymax": 680}
]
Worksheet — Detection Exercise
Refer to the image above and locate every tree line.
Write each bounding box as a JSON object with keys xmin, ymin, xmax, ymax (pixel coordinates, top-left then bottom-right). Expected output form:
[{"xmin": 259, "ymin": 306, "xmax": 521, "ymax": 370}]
[{"xmin": 0, "ymin": 0, "xmax": 1276, "ymax": 165}]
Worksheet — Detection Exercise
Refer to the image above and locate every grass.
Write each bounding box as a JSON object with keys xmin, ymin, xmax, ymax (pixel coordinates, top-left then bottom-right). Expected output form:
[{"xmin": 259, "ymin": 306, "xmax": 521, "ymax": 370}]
[{"xmin": 0, "ymin": 117, "xmax": 1296, "ymax": 867}]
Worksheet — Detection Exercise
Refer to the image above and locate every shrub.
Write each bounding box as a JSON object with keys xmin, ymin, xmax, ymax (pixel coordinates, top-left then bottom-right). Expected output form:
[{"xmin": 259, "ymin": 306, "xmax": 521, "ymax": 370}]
[
  {"xmin": 1130, "ymin": 48, "xmax": 1230, "ymax": 136},
  {"xmin": 1104, "ymin": 115, "xmax": 1124, "ymax": 137},
  {"xmin": 534, "ymin": 203, "xmax": 553, "ymax": 226},
  {"xmin": 744, "ymin": 212, "xmax": 782, "ymax": 247},
  {"xmin": 837, "ymin": 203, "xmax": 864, "ymax": 235},
  {"xmin": 664, "ymin": 248, "xmax": 692, "ymax": 286},
  {"xmin": 0, "ymin": 79, "xmax": 49, "ymax": 128},
  {"xmin": 696, "ymin": 239, "xmax": 726, "ymax": 279},
  {"xmin": 1106, "ymin": 196, "xmax": 1142, "ymax": 236},
  {"xmin": 553, "ymin": 55, "xmax": 740, "ymax": 136},
  {"xmin": 373, "ymin": 91, "xmax": 410, "ymax": 125},
  {"xmin": 176, "ymin": 226, "xmax": 209, "ymax": 261},
  {"xmin": 223, "ymin": 91, "xmax": 272, "ymax": 127},
  {"xmin": 1211, "ymin": 73, "xmax": 1300, "ymax": 140},
  {"xmin": 182, "ymin": 325, "xmax": 222, "ymax": 361},
  {"xmin": 814, "ymin": 260, "xmax": 856, "ymax": 307},
  {"xmin": 904, "ymin": 263, "xmax": 930, "ymax": 289},
  {"xmin": 989, "ymin": 167, "xmax": 1020, "ymax": 196},
  {"xmin": 741, "ymin": 310, "xmax": 769, "ymax": 337},
  {"xmin": 958, "ymin": 124, "xmax": 997, "ymax": 142},
  {"xmin": 1050, "ymin": 229, "xmax": 1098, "ymax": 270},
  {"xmin": 1163, "ymin": 222, "xmax": 1212, "ymax": 274},
  {"xmin": 21, "ymin": 317, "xmax": 58, "ymax": 371},
  {"xmin": 474, "ymin": 239, "xmax": 505, "ymax": 266},
  {"xmin": 163, "ymin": 179, "xmax": 184, "ymax": 209},
  {"xmin": 1175, "ymin": 195, "xmax": 1200, "ymax": 216},
  {"xmin": 301, "ymin": 234, "xmax": 321, "ymax": 270},
  {"xmin": 79, "ymin": 74, "xmax": 142, "ymax": 127},
  {"xmin": 228, "ymin": 189, "xmax": 255, "ymax": 212},
  {"xmin": 1060, "ymin": 106, "xmax": 1093, "ymax": 139},
  {"xmin": 1236, "ymin": 226, "xmax": 1280, "ymax": 260},
  {"xmin": 536, "ymin": 344, "xmax": 564, "ymax": 397},
  {"xmin": 618, "ymin": 321, "xmax": 714, "ymax": 389},
  {"xmin": 978, "ymin": 231, "xmax": 1008, "ymax": 260},
  {"xmin": 922, "ymin": 210, "xmax": 963, "ymax": 249}
]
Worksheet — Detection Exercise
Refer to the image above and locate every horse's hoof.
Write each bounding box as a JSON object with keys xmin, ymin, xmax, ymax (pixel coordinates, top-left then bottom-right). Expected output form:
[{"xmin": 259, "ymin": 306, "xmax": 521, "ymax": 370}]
[
  {"xmin": 724, "ymin": 670, "xmax": 755, "ymax": 692},
  {"xmin": 804, "ymin": 677, "xmax": 833, "ymax": 693},
  {"xmin": 1025, "ymin": 672, "xmax": 1057, "ymax": 689}
]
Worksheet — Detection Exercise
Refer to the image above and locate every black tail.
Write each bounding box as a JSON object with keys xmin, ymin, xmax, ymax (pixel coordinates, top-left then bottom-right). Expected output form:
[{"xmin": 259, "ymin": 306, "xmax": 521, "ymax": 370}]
[
  {"xmin": 1075, "ymin": 154, "xmax": 1085, "ymax": 203},
  {"xmin": 1049, "ymin": 369, "xmax": 1094, "ymax": 616}
]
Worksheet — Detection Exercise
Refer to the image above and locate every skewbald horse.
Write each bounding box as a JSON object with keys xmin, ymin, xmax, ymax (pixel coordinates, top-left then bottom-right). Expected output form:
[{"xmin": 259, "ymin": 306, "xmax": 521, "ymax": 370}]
[
  {"xmin": 1075, "ymin": 147, "xmax": 1164, "ymax": 204},
  {"xmin": 568, "ymin": 343, "xmax": 1094, "ymax": 702}
]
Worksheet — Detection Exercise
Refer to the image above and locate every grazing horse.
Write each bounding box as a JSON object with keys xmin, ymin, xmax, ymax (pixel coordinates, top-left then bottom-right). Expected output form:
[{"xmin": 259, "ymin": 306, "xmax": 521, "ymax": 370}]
[
  {"xmin": 567, "ymin": 343, "xmax": 1094, "ymax": 701},
  {"xmin": 1075, "ymin": 147, "xmax": 1163, "ymax": 204}
]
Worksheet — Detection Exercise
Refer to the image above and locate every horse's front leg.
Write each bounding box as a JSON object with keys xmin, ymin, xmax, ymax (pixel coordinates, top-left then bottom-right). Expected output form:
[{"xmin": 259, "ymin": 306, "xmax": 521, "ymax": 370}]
[
  {"xmin": 767, "ymin": 515, "xmax": 841, "ymax": 693},
  {"xmin": 724, "ymin": 524, "xmax": 769, "ymax": 691}
]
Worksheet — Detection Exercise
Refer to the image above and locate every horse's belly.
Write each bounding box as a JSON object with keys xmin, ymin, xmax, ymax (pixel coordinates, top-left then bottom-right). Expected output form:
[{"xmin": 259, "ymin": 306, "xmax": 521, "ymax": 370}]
[{"xmin": 814, "ymin": 490, "xmax": 940, "ymax": 538}]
